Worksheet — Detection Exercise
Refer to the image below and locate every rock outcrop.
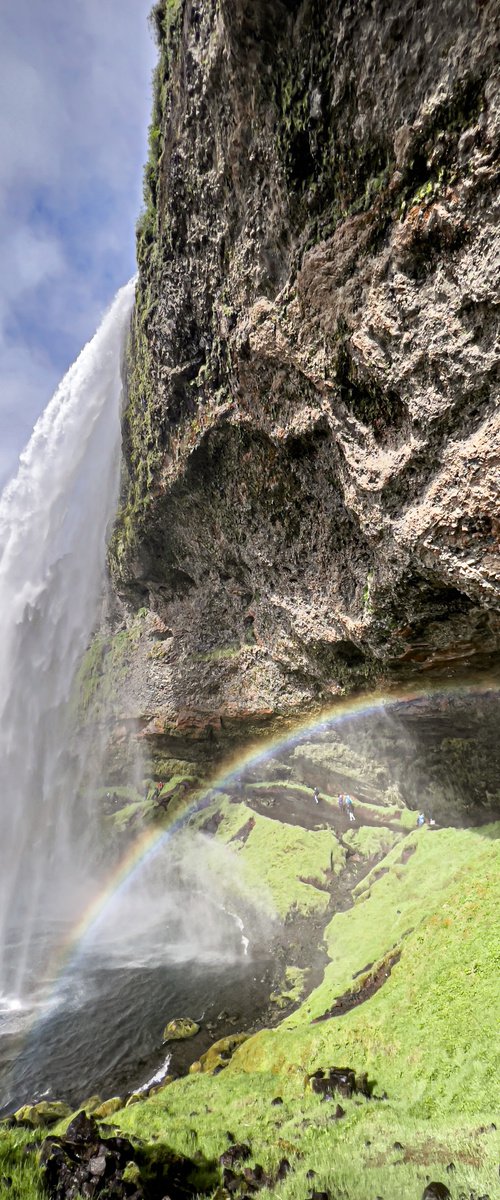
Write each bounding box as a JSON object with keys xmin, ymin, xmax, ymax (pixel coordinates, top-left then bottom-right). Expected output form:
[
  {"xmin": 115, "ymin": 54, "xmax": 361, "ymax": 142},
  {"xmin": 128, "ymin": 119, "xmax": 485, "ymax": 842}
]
[{"xmin": 111, "ymin": 0, "xmax": 499, "ymax": 732}]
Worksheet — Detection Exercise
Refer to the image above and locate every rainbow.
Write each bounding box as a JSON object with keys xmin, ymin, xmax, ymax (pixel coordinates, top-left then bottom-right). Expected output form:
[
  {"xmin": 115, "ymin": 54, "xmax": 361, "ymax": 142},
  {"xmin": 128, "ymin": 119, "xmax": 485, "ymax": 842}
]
[{"xmin": 10, "ymin": 676, "xmax": 500, "ymax": 1033}]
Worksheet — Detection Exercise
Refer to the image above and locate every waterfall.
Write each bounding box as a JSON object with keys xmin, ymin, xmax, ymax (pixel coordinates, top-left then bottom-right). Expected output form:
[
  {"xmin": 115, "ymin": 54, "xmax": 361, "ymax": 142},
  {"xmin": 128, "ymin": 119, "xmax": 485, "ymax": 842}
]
[{"xmin": 0, "ymin": 280, "xmax": 135, "ymax": 1006}]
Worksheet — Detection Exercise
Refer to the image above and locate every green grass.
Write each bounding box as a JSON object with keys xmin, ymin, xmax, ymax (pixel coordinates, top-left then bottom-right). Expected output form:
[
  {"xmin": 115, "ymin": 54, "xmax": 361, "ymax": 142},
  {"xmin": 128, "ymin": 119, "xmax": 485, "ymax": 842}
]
[
  {"xmin": 0, "ymin": 1127, "xmax": 44, "ymax": 1199},
  {"xmin": 113, "ymin": 1060, "xmax": 499, "ymax": 1200},
  {"xmin": 110, "ymin": 821, "xmax": 500, "ymax": 1198},
  {"xmin": 343, "ymin": 824, "xmax": 402, "ymax": 857},
  {"xmin": 30, "ymin": 820, "xmax": 498, "ymax": 1200},
  {"xmin": 190, "ymin": 797, "xmax": 344, "ymax": 918}
]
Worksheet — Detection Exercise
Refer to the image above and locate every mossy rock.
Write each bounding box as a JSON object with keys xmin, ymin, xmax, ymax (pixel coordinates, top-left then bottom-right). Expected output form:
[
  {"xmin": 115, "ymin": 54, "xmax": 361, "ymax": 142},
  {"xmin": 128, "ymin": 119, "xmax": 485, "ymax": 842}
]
[
  {"xmin": 93, "ymin": 1096, "xmax": 124, "ymax": 1119},
  {"xmin": 163, "ymin": 1017, "xmax": 200, "ymax": 1042},
  {"xmin": 197, "ymin": 1033, "xmax": 249, "ymax": 1074},
  {"xmin": 147, "ymin": 1078, "xmax": 174, "ymax": 1096},
  {"xmin": 78, "ymin": 1094, "xmax": 103, "ymax": 1113},
  {"xmin": 122, "ymin": 1161, "xmax": 141, "ymax": 1185},
  {"xmin": 14, "ymin": 1100, "xmax": 72, "ymax": 1128}
]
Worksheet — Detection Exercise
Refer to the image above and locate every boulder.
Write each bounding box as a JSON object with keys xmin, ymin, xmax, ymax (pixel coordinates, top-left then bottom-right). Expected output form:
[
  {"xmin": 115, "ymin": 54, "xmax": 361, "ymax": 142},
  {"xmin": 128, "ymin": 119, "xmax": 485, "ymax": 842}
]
[
  {"xmin": 92, "ymin": 1096, "xmax": 124, "ymax": 1119},
  {"xmin": 198, "ymin": 1033, "xmax": 249, "ymax": 1074},
  {"xmin": 14, "ymin": 1100, "xmax": 72, "ymax": 1128},
  {"xmin": 162, "ymin": 1017, "xmax": 200, "ymax": 1042},
  {"xmin": 422, "ymin": 1185, "xmax": 451, "ymax": 1200},
  {"xmin": 77, "ymin": 1094, "xmax": 103, "ymax": 1114},
  {"xmin": 308, "ymin": 1066, "xmax": 358, "ymax": 1099}
]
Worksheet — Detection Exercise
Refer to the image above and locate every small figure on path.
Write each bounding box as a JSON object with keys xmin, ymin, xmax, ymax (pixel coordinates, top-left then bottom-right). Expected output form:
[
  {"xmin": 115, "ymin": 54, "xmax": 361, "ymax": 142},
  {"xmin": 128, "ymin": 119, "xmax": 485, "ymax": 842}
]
[
  {"xmin": 417, "ymin": 812, "xmax": 425, "ymax": 827},
  {"xmin": 313, "ymin": 787, "xmax": 320, "ymax": 805},
  {"xmin": 344, "ymin": 794, "xmax": 355, "ymax": 822},
  {"xmin": 338, "ymin": 793, "xmax": 344, "ymax": 812}
]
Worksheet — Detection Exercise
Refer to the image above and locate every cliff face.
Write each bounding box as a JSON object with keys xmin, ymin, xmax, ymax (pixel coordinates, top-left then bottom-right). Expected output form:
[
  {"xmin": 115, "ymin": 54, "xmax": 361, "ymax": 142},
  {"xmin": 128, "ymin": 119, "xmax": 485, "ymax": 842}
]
[{"xmin": 111, "ymin": 0, "xmax": 499, "ymax": 732}]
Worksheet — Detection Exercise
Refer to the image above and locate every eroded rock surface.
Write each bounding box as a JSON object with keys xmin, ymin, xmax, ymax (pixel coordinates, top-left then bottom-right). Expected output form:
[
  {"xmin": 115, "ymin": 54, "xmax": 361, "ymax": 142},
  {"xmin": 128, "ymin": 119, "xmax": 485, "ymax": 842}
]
[{"xmin": 111, "ymin": 0, "xmax": 499, "ymax": 732}]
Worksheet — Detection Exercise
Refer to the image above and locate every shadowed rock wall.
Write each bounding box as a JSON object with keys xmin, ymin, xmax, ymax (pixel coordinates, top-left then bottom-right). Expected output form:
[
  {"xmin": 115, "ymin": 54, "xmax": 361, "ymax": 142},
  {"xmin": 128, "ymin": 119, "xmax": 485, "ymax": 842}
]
[{"xmin": 110, "ymin": 0, "xmax": 499, "ymax": 732}]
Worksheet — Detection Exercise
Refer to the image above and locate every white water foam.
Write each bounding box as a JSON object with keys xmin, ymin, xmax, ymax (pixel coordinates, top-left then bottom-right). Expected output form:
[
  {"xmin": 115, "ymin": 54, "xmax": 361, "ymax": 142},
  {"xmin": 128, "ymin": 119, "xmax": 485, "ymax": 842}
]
[{"xmin": 0, "ymin": 280, "xmax": 135, "ymax": 1004}]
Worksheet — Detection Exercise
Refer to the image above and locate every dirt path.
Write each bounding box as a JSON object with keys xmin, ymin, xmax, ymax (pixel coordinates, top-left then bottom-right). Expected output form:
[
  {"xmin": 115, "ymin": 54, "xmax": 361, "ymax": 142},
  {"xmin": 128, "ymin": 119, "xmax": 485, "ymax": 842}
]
[{"xmin": 233, "ymin": 784, "xmax": 404, "ymax": 836}]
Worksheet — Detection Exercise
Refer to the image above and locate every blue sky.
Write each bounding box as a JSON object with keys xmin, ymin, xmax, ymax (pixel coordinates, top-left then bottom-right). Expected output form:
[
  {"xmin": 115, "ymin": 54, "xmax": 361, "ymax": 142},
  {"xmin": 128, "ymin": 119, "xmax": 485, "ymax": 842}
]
[{"xmin": 0, "ymin": 0, "xmax": 156, "ymax": 488}]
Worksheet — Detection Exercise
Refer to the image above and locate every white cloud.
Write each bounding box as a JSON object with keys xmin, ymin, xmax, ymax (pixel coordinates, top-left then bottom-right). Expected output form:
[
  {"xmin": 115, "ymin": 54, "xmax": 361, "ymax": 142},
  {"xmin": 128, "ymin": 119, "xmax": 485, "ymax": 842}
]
[{"xmin": 0, "ymin": 0, "xmax": 156, "ymax": 489}]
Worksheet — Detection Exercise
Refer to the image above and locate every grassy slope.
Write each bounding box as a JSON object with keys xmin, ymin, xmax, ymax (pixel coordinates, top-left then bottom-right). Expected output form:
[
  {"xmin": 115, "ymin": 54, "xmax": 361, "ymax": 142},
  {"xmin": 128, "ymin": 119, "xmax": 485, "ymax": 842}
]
[
  {"xmin": 3, "ymin": 799, "xmax": 498, "ymax": 1199},
  {"xmin": 189, "ymin": 797, "xmax": 344, "ymax": 918},
  {"xmin": 112, "ymin": 822, "xmax": 500, "ymax": 1199}
]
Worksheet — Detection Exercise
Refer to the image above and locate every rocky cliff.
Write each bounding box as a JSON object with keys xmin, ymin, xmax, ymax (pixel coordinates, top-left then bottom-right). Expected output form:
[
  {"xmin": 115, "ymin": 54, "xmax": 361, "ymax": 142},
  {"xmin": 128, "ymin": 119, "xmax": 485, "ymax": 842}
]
[{"xmin": 110, "ymin": 0, "xmax": 499, "ymax": 734}]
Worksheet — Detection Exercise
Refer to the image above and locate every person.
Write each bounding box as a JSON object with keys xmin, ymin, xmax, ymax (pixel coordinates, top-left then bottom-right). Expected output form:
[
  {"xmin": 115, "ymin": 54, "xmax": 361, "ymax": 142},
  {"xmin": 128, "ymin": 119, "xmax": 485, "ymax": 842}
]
[
  {"xmin": 338, "ymin": 793, "xmax": 344, "ymax": 812},
  {"xmin": 313, "ymin": 787, "xmax": 320, "ymax": 805},
  {"xmin": 344, "ymin": 794, "xmax": 355, "ymax": 822},
  {"xmin": 417, "ymin": 812, "xmax": 425, "ymax": 827}
]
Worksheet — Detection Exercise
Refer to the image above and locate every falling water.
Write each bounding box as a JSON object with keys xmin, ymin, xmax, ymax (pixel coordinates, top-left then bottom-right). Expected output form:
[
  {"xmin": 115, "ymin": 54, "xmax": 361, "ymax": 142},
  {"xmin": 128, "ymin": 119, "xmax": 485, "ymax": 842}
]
[{"xmin": 0, "ymin": 280, "xmax": 135, "ymax": 1006}]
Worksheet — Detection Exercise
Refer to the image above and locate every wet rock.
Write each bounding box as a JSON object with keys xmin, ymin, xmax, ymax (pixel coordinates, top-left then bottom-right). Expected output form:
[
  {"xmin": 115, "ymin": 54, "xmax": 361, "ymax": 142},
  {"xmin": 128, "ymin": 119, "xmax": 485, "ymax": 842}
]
[
  {"xmin": 422, "ymin": 1185, "xmax": 451, "ymax": 1200},
  {"xmin": 163, "ymin": 1017, "xmax": 200, "ymax": 1042},
  {"xmin": 62, "ymin": 1111, "xmax": 98, "ymax": 1145}
]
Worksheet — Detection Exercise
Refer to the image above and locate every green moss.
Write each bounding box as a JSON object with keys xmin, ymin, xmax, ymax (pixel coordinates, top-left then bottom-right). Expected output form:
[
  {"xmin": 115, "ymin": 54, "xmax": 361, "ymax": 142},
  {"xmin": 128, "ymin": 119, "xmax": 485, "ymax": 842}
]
[
  {"xmin": 163, "ymin": 1017, "xmax": 199, "ymax": 1042},
  {"xmin": 192, "ymin": 1032, "xmax": 249, "ymax": 1075},
  {"xmin": 343, "ymin": 825, "xmax": 401, "ymax": 858},
  {"xmin": 72, "ymin": 614, "xmax": 145, "ymax": 724},
  {"xmin": 271, "ymin": 966, "xmax": 308, "ymax": 1009}
]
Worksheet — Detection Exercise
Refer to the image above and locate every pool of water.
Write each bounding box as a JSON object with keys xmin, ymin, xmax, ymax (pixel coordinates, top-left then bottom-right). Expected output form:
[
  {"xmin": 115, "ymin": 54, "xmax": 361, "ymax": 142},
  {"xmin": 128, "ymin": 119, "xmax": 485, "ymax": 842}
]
[{"xmin": 0, "ymin": 911, "xmax": 272, "ymax": 1115}]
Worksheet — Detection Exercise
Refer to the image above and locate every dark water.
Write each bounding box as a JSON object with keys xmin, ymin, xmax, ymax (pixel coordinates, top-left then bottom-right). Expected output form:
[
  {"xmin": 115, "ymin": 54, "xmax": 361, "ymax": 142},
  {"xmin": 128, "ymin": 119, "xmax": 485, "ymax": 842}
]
[{"xmin": 0, "ymin": 934, "xmax": 272, "ymax": 1116}]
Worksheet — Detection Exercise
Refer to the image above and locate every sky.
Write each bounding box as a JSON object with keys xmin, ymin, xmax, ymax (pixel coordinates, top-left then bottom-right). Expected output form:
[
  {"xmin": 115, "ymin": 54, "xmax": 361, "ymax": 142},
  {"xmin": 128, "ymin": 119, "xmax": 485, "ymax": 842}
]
[{"xmin": 0, "ymin": 0, "xmax": 156, "ymax": 489}]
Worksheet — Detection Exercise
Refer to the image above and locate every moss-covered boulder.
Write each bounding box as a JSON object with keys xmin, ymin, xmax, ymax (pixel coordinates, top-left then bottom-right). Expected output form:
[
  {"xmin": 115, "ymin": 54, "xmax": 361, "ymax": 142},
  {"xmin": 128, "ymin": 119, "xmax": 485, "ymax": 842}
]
[
  {"xmin": 197, "ymin": 1032, "xmax": 249, "ymax": 1074},
  {"xmin": 92, "ymin": 1096, "xmax": 124, "ymax": 1119},
  {"xmin": 162, "ymin": 1017, "xmax": 199, "ymax": 1042},
  {"xmin": 14, "ymin": 1100, "xmax": 72, "ymax": 1128},
  {"xmin": 77, "ymin": 1094, "xmax": 103, "ymax": 1114}
]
